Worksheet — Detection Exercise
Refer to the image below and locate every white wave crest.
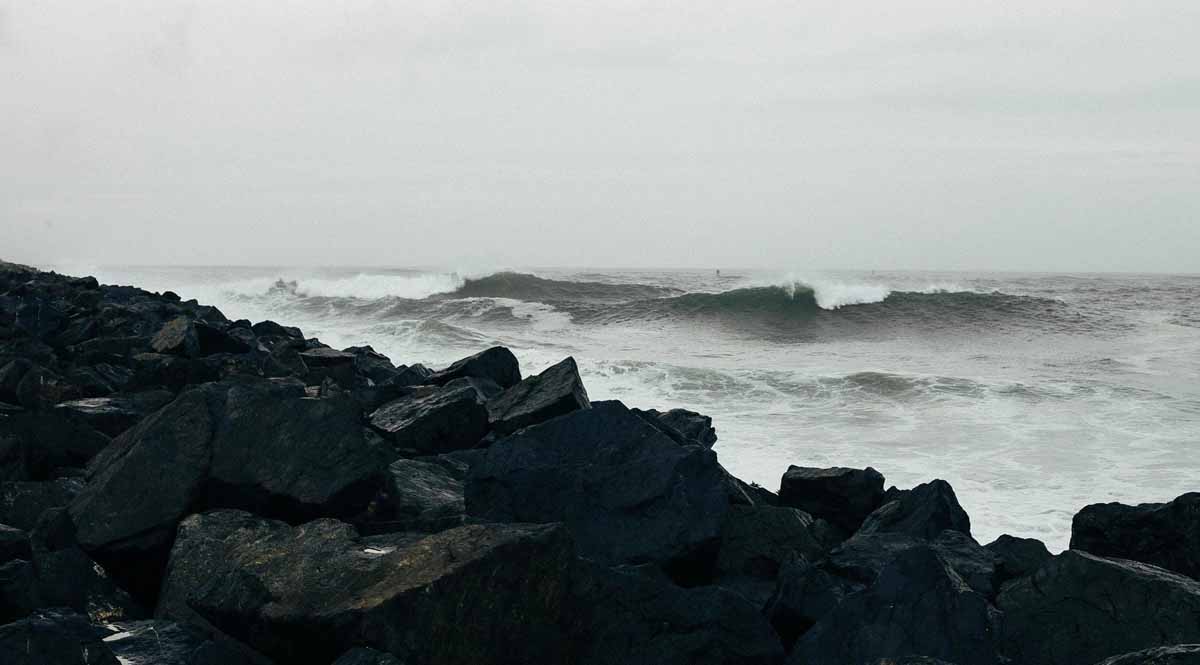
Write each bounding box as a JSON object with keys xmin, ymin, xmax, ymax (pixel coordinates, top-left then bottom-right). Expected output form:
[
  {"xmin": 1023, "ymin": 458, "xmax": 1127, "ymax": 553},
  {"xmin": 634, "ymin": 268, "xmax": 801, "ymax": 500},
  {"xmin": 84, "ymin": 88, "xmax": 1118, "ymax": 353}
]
[{"xmin": 772, "ymin": 273, "xmax": 972, "ymax": 310}]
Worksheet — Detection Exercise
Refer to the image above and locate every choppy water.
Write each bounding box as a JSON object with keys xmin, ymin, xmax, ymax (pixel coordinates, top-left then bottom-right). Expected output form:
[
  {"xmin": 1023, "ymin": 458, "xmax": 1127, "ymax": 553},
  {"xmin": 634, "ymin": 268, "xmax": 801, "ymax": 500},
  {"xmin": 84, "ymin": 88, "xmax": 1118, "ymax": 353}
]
[{"xmin": 62, "ymin": 264, "xmax": 1200, "ymax": 550}]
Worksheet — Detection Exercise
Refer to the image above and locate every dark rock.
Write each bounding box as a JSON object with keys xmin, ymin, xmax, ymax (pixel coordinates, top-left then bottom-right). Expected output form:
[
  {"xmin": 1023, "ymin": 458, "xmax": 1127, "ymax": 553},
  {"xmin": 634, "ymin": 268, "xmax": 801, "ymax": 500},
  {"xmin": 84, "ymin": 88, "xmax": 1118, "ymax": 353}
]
[
  {"xmin": 0, "ymin": 558, "xmax": 38, "ymax": 623},
  {"xmin": 765, "ymin": 557, "xmax": 862, "ymax": 650},
  {"xmin": 430, "ymin": 346, "xmax": 521, "ymax": 389},
  {"xmin": 15, "ymin": 299, "xmax": 66, "ymax": 340},
  {"xmin": 789, "ymin": 546, "xmax": 1002, "ymax": 665},
  {"xmin": 300, "ymin": 347, "xmax": 357, "ymax": 387},
  {"xmin": 1094, "ymin": 645, "xmax": 1200, "ymax": 665},
  {"xmin": 466, "ymin": 400, "xmax": 729, "ymax": 570},
  {"xmin": 567, "ymin": 559, "xmax": 784, "ymax": 665},
  {"xmin": 251, "ymin": 320, "xmax": 303, "ymax": 341},
  {"xmin": 333, "ymin": 647, "xmax": 406, "ymax": 665},
  {"xmin": 29, "ymin": 508, "xmax": 144, "ymax": 622},
  {"xmin": 856, "ymin": 479, "xmax": 972, "ymax": 539},
  {"xmin": 778, "ymin": 465, "xmax": 885, "ymax": 534},
  {"xmin": 373, "ymin": 457, "xmax": 465, "ymax": 533},
  {"xmin": 129, "ymin": 352, "xmax": 193, "ymax": 392},
  {"xmin": 714, "ymin": 504, "xmax": 832, "ymax": 607},
  {"xmin": 54, "ymin": 390, "xmax": 173, "ymax": 437},
  {"xmin": 369, "ymin": 379, "xmax": 492, "ymax": 454},
  {"xmin": 487, "ymin": 356, "xmax": 590, "ymax": 436},
  {"xmin": 71, "ymin": 381, "xmax": 388, "ymax": 603},
  {"xmin": 66, "ymin": 364, "xmax": 134, "ymax": 396},
  {"xmin": 998, "ymin": 550, "xmax": 1200, "ymax": 665},
  {"xmin": 825, "ymin": 530, "xmax": 1000, "ymax": 598},
  {"xmin": 264, "ymin": 345, "xmax": 308, "ymax": 378},
  {"xmin": 0, "ymin": 478, "xmax": 84, "ymax": 530},
  {"xmin": 636, "ymin": 407, "xmax": 718, "ymax": 448},
  {"xmin": 870, "ymin": 659, "xmax": 960, "ymax": 665},
  {"xmin": 0, "ymin": 412, "xmax": 110, "ymax": 481},
  {"xmin": 1071, "ymin": 493, "xmax": 1200, "ymax": 581},
  {"xmin": 0, "ymin": 359, "xmax": 32, "ymax": 403},
  {"xmin": 101, "ymin": 619, "xmax": 271, "ymax": 665},
  {"xmin": 151, "ymin": 317, "xmax": 200, "ymax": 357},
  {"xmin": 158, "ymin": 510, "xmax": 573, "ymax": 665},
  {"xmin": 0, "ymin": 524, "xmax": 29, "ymax": 563},
  {"xmin": 15, "ymin": 364, "xmax": 81, "ymax": 409},
  {"xmin": 345, "ymin": 345, "xmax": 399, "ymax": 385},
  {"xmin": 984, "ymin": 534, "xmax": 1052, "ymax": 583},
  {"xmin": 0, "ymin": 608, "xmax": 118, "ymax": 665},
  {"xmin": 391, "ymin": 363, "xmax": 434, "ymax": 387}
]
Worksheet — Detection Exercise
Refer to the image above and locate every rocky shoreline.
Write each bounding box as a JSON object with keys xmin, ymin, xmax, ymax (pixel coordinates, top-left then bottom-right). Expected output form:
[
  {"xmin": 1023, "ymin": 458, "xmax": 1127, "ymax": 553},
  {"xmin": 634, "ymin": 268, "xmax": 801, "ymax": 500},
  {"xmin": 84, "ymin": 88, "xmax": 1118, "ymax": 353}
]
[{"xmin": 0, "ymin": 260, "xmax": 1198, "ymax": 665}]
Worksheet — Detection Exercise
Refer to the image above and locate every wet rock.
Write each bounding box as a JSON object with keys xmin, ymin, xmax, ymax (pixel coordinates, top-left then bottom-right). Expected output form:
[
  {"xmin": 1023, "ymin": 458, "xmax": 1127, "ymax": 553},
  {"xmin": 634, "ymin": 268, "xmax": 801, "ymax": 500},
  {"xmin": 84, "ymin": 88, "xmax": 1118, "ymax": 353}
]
[
  {"xmin": 636, "ymin": 407, "xmax": 718, "ymax": 448},
  {"xmin": 101, "ymin": 619, "xmax": 271, "ymax": 665},
  {"xmin": 151, "ymin": 317, "xmax": 200, "ymax": 357},
  {"xmin": 15, "ymin": 365, "xmax": 81, "ymax": 409},
  {"xmin": 856, "ymin": 479, "xmax": 971, "ymax": 539},
  {"xmin": 0, "ymin": 524, "xmax": 29, "ymax": 563},
  {"xmin": 251, "ymin": 319, "xmax": 303, "ymax": 341},
  {"xmin": 567, "ymin": 560, "xmax": 784, "ymax": 665},
  {"xmin": 998, "ymin": 550, "xmax": 1200, "ymax": 665},
  {"xmin": 0, "ymin": 558, "xmax": 38, "ymax": 623},
  {"xmin": 54, "ymin": 390, "xmax": 173, "ymax": 437},
  {"xmin": 765, "ymin": 557, "xmax": 862, "ymax": 651},
  {"xmin": 1094, "ymin": 645, "xmax": 1200, "ymax": 665},
  {"xmin": 0, "ymin": 359, "xmax": 32, "ymax": 403},
  {"xmin": 129, "ymin": 352, "xmax": 193, "ymax": 392},
  {"xmin": 0, "ymin": 412, "xmax": 110, "ymax": 481},
  {"xmin": 0, "ymin": 478, "xmax": 84, "ymax": 530},
  {"xmin": 391, "ymin": 363, "xmax": 434, "ymax": 387},
  {"xmin": 984, "ymin": 534, "xmax": 1052, "ymax": 583},
  {"xmin": 1071, "ymin": 493, "xmax": 1200, "ymax": 581},
  {"xmin": 714, "ymin": 504, "xmax": 832, "ymax": 607},
  {"xmin": 429, "ymin": 346, "xmax": 521, "ymax": 390},
  {"xmin": 0, "ymin": 608, "xmax": 118, "ymax": 665},
  {"xmin": 467, "ymin": 400, "xmax": 729, "ymax": 570},
  {"xmin": 372, "ymin": 457, "xmax": 465, "ymax": 533},
  {"xmin": 29, "ymin": 508, "xmax": 144, "ymax": 622},
  {"xmin": 369, "ymin": 379, "xmax": 493, "ymax": 454},
  {"xmin": 778, "ymin": 466, "xmax": 885, "ymax": 534},
  {"xmin": 345, "ymin": 345, "xmax": 399, "ymax": 385},
  {"xmin": 790, "ymin": 546, "xmax": 1002, "ymax": 665},
  {"xmin": 825, "ymin": 530, "xmax": 1000, "ymax": 598},
  {"xmin": 159, "ymin": 510, "xmax": 572, "ymax": 665},
  {"xmin": 487, "ymin": 356, "xmax": 590, "ymax": 436}
]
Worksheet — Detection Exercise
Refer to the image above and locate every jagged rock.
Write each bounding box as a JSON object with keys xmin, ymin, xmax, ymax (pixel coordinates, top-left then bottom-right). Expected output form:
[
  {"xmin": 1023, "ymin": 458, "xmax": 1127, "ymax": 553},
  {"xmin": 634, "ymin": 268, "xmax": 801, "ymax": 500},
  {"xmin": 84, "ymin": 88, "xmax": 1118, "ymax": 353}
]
[
  {"xmin": 0, "ymin": 524, "xmax": 29, "ymax": 563},
  {"xmin": 152, "ymin": 317, "xmax": 200, "ymax": 357},
  {"xmin": 870, "ymin": 659, "xmax": 960, "ymax": 665},
  {"xmin": 15, "ymin": 365, "xmax": 81, "ymax": 409},
  {"xmin": 856, "ymin": 479, "xmax": 972, "ymax": 540},
  {"xmin": 369, "ymin": 379, "xmax": 493, "ymax": 454},
  {"xmin": 825, "ymin": 530, "xmax": 1000, "ymax": 597},
  {"xmin": 714, "ymin": 504, "xmax": 833, "ymax": 607},
  {"xmin": 128, "ymin": 352, "xmax": 193, "ymax": 392},
  {"xmin": 765, "ymin": 557, "xmax": 863, "ymax": 650},
  {"xmin": 0, "ymin": 608, "xmax": 118, "ymax": 665},
  {"xmin": 101, "ymin": 619, "xmax": 271, "ymax": 665},
  {"xmin": 789, "ymin": 546, "xmax": 1002, "ymax": 665},
  {"xmin": 158, "ymin": 510, "xmax": 572, "ymax": 665},
  {"xmin": 66, "ymin": 363, "xmax": 134, "ymax": 396},
  {"xmin": 998, "ymin": 550, "xmax": 1200, "ymax": 665},
  {"xmin": 984, "ymin": 534, "xmax": 1052, "ymax": 582},
  {"xmin": 333, "ymin": 647, "xmax": 406, "ymax": 665},
  {"xmin": 487, "ymin": 356, "xmax": 590, "ymax": 436},
  {"xmin": 372, "ymin": 457, "xmax": 465, "ymax": 533},
  {"xmin": 778, "ymin": 466, "xmax": 885, "ymax": 534},
  {"xmin": 635, "ymin": 407, "xmax": 718, "ymax": 448},
  {"xmin": 0, "ymin": 411, "xmax": 110, "ymax": 481},
  {"xmin": 54, "ymin": 390, "xmax": 173, "ymax": 437},
  {"xmin": 1094, "ymin": 645, "xmax": 1200, "ymax": 665},
  {"xmin": 1071, "ymin": 493, "xmax": 1200, "ymax": 581},
  {"xmin": 0, "ymin": 558, "xmax": 38, "ymax": 623},
  {"xmin": 70, "ymin": 380, "xmax": 389, "ymax": 603},
  {"xmin": 251, "ymin": 319, "xmax": 303, "ymax": 341},
  {"xmin": 391, "ymin": 363, "xmax": 434, "ymax": 387},
  {"xmin": 0, "ymin": 478, "xmax": 84, "ymax": 530},
  {"xmin": 567, "ymin": 560, "xmax": 784, "ymax": 665},
  {"xmin": 467, "ymin": 400, "xmax": 729, "ymax": 571},
  {"xmin": 299, "ymin": 347, "xmax": 357, "ymax": 387},
  {"xmin": 430, "ymin": 346, "xmax": 521, "ymax": 389},
  {"xmin": 30, "ymin": 508, "xmax": 144, "ymax": 622},
  {"xmin": 0, "ymin": 359, "xmax": 32, "ymax": 403},
  {"xmin": 345, "ymin": 345, "xmax": 399, "ymax": 384}
]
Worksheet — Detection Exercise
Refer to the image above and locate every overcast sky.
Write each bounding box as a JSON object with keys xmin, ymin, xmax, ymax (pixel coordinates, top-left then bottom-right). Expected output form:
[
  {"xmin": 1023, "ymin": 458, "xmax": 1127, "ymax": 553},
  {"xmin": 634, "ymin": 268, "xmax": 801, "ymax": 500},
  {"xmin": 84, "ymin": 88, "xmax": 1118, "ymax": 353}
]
[{"xmin": 2, "ymin": 1, "xmax": 1198, "ymax": 272}]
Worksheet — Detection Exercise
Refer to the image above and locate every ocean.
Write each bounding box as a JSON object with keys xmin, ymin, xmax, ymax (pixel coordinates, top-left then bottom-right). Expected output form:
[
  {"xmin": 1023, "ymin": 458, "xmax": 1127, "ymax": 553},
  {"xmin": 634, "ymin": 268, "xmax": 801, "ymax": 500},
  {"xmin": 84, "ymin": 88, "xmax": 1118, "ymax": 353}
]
[{"xmin": 63, "ymin": 265, "xmax": 1200, "ymax": 550}]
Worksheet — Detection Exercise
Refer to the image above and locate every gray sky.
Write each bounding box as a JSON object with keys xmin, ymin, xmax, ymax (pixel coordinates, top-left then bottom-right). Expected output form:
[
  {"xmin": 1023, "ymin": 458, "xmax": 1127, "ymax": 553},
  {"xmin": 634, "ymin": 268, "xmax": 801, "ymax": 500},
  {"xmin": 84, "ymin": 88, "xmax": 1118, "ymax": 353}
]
[{"xmin": 2, "ymin": 0, "xmax": 1198, "ymax": 272}]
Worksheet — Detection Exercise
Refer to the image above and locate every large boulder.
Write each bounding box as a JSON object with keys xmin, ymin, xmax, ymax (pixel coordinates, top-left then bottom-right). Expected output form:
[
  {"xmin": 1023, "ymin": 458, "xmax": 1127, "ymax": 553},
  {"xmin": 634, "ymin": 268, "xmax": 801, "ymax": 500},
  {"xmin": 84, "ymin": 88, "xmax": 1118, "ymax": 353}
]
[
  {"xmin": 1071, "ymin": 493, "xmax": 1200, "ymax": 581},
  {"xmin": 430, "ymin": 346, "xmax": 521, "ymax": 389},
  {"xmin": 70, "ymin": 380, "xmax": 389, "ymax": 602},
  {"xmin": 28, "ymin": 508, "xmax": 144, "ymax": 622},
  {"xmin": 1094, "ymin": 646, "xmax": 1200, "ymax": 665},
  {"xmin": 0, "ymin": 411, "xmax": 110, "ymax": 480},
  {"xmin": 151, "ymin": 317, "xmax": 200, "ymax": 357},
  {"xmin": 371, "ymin": 457, "xmax": 466, "ymax": 533},
  {"xmin": 778, "ymin": 466, "xmax": 884, "ymax": 534},
  {"xmin": 824, "ymin": 530, "xmax": 1000, "ymax": 598},
  {"xmin": 299, "ymin": 347, "xmax": 357, "ymax": 387},
  {"xmin": 0, "ymin": 478, "xmax": 83, "ymax": 530},
  {"xmin": 567, "ymin": 560, "xmax": 784, "ymax": 665},
  {"xmin": 635, "ymin": 407, "xmax": 718, "ymax": 448},
  {"xmin": 466, "ymin": 400, "xmax": 729, "ymax": 570},
  {"xmin": 369, "ymin": 378, "xmax": 494, "ymax": 454},
  {"xmin": 765, "ymin": 557, "xmax": 863, "ymax": 651},
  {"xmin": 0, "ymin": 558, "xmax": 38, "ymax": 623},
  {"xmin": 486, "ymin": 356, "xmax": 590, "ymax": 436},
  {"xmin": 0, "ymin": 608, "xmax": 118, "ymax": 665},
  {"xmin": 789, "ymin": 546, "xmax": 1002, "ymax": 665},
  {"xmin": 998, "ymin": 550, "xmax": 1200, "ymax": 665},
  {"xmin": 714, "ymin": 504, "xmax": 833, "ymax": 606},
  {"xmin": 158, "ymin": 510, "xmax": 573, "ymax": 665},
  {"xmin": 856, "ymin": 479, "xmax": 971, "ymax": 540}
]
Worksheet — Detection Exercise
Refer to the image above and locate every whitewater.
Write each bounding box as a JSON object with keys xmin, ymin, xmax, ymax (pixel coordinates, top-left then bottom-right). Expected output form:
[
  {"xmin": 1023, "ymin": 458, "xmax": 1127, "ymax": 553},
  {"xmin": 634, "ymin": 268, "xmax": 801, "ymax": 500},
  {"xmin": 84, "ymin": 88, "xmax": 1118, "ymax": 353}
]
[{"xmin": 60, "ymin": 265, "xmax": 1200, "ymax": 550}]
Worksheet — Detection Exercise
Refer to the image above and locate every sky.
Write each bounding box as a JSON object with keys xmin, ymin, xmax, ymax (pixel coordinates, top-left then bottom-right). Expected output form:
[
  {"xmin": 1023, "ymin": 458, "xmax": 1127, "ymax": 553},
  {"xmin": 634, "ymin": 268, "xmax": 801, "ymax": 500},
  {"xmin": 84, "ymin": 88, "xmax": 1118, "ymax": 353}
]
[{"xmin": 1, "ymin": 0, "xmax": 1198, "ymax": 272}]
